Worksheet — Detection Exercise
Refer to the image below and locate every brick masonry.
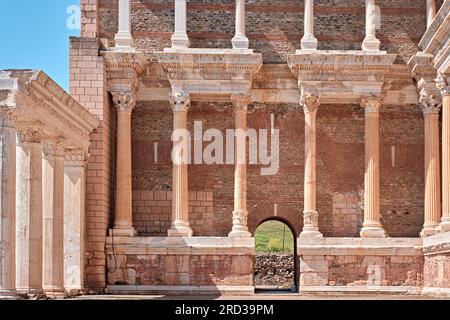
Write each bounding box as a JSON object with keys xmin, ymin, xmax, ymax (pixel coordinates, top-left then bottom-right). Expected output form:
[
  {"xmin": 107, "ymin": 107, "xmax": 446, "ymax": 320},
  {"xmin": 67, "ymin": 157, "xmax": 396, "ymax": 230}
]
[
  {"xmin": 70, "ymin": 37, "xmax": 115, "ymax": 292},
  {"xmin": 94, "ymin": 0, "xmax": 444, "ymax": 64},
  {"xmin": 107, "ymin": 254, "xmax": 254, "ymax": 287},
  {"xmin": 424, "ymin": 253, "xmax": 450, "ymax": 289}
]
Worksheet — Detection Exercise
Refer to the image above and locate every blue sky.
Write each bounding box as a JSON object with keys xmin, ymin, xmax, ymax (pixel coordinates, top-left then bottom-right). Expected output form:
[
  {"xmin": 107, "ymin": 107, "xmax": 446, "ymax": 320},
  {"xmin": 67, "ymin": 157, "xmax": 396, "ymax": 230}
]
[{"xmin": 0, "ymin": 0, "xmax": 80, "ymax": 91}]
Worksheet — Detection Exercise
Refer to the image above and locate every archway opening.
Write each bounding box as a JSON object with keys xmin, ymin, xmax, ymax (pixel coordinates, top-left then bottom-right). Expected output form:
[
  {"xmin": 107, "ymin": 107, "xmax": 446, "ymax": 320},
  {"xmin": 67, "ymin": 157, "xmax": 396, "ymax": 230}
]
[{"xmin": 254, "ymin": 219, "xmax": 297, "ymax": 292}]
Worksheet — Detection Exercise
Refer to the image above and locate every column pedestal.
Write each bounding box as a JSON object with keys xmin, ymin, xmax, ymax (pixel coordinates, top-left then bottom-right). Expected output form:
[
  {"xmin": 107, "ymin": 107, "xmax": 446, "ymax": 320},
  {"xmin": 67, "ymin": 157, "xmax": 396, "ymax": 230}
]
[
  {"xmin": 360, "ymin": 96, "xmax": 386, "ymax": 238},
  {"xmin": 229, "ymin": 95, "xmax": 251, "ymax": 238},
  {"xmin": 168, "ymin": 93, "xmax": 193, "ymax": 237},
  {"xmin": 15, "ymin": 129, "xmax": 44, "ymax": 294},
  {"xmin": 0, "ymin": 113, "xmax": 17, "ymax": 298},
  {"xmin": 299, "ymin": 92, "xmax": 322, "ymax": 238}
]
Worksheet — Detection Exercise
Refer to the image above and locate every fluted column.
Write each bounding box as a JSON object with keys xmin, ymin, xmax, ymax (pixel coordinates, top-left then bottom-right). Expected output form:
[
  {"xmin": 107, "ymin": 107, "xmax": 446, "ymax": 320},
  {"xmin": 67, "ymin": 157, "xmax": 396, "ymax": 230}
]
[
  {"xmin": 64, "ymin": 150, "xmax": 87, "ymax": 294},
  {"xmin": 301, "ymin": 0, "xmax": 318, "ymax": 50},
  {"xmin": 168, "ymin": 93, "xmax": 193, "ymax": 237},
  {"xmin": 362, "ymin": 0, "xmax": 380, "ymax": 51},
  {"xmin": 171, "ymin": 0, "xmax": 189, "ymax": 48},
  {"xmin": 115, "ymin": 0, "xmax": 134, "ymax": 48},
  {"xmin": 0, "ymin": 111, "xmax": 16, "ymax": 297},
  {"xmin": 232, "ymin": 0, "xmax": 249, "ymax": 49},
  {"xmin": 427, "ymin": 0, "xmax": 436, "ymax": 28},
  {"xmin": 420, "ymin": 91, "xmax": 441, "ymax": 237},
  {"xmin": 111, "ymin": 92, "xmax": 136, "ymax": 237},
  {"xmin": 42, "ymin": 142, "xmax": 66, "ymax": 296},
  {"xmin": 300, "ymin": 92, "xmax": 322, "ymax": 238},
  {"xmin": 229, "ymin": 95, "xmax": 251, "ymax": 238},
  {"xmin": 360, "ymin": 96, "xmax": 386, "ymax": 238},
  {"xmin": 437, "ymin": 74, "xmax": 450, "ymax": 233},
  {"xmin": 15, "ymin": 127, "xmax": 43, "ymax": 294}
]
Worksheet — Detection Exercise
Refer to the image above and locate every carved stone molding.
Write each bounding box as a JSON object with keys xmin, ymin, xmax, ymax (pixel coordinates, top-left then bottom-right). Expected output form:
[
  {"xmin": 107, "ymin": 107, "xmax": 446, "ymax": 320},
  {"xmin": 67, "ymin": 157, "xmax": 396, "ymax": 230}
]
[
  {"xmin": 303, "ymin": 210, "xmax": 319, "ymax": 227},
  {"xmin": 0, "ymin": 107, "xmax": 16, "ymax": 127},
  {"xmin": 300, "ymin": 90, "xmax": 319, "ymax": 114},
  {"xmin": 169, "ymin": 92, "xmax": 190, "ymax": 113},
  {"xmin": 361, "ymin": 95, "xmax": 383, "ymax": 114},
  {"xmin": 112, "ymin": 91, "xmax": 136, "ymax": 113},
  {"xmin": 420, "ymin": 89, "xmax": 442, "ymax": 114},
  {"xmin": 16, "ymin": 125, "xmax": 44, "ymax": 144},
  {"xmin": 43, "ymin": 140, "xmax": 66, "ymax": 158},
  {"xmin": 64, "ymin": 149, "xmax": 89, "ymax": 167},
  {"xmin": 436, "ymin": 74, "xmax": 450, "ymax": 96},
  {"xmin": 231, "ymin": 94, "xmax": 251, "ymax": 112}
]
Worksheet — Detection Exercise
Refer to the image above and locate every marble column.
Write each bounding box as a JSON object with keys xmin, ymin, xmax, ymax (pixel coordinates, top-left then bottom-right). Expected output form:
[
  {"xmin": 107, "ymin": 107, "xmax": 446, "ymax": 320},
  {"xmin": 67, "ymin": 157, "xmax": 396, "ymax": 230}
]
[
  {"xmin": 64, "ymin": 150, "xmax": 87, "ymax": 294},
  {"xmin": 15, "ymin": 127, "xmax": 43, "ymax": 294},
  {"xmin": 232, "ymin": 0, "xmax": 249, "ymax": 49},
  {"xmin": 427, "ymin": 0, "xmax": 436, "ymax": 28},
  {"xmin": 362, "ymin": 0, "xmax": 381, "ymax": 51},
  {"xmin": 0, "ymin": 112, "xmax": 16, "ymax": 297},
  {"xmin": 229, "ymin": 95, "xmax": 251, "ymax": 238},
  {"xmin": 420, "ymin": 91, "xmax": 441, "ymax": 237},
  {"xmin": 437, "ymin": 74, "xmax": 450, "ymax": 233},
  {"xmin": 111, "ymin": 92, "xmax": 136, "ymax": 237},
  {"xmin": 360, "ymin": 96, "xmax": 386, "ymax": 238},
  {"xmin": 115, "ymin": 0, "xmax": 134, "ymax": 48},
  {"xmin": 301, "ymin": 0, "xmax": 318, "ymax": 50},
  {"xmin": 300, "ymin": 92, "xmax": 322, "ymax": 238},
  {"xmin": 172, "ymin": 0, "xmax": 189, "ymax": 48},
  {"xmin": 168, "ymin": 93, "xmax": 193, "ymax": 237},
  {"xmin": 42, "ymin": 142, "xmax": 66, "ymax": 296}
]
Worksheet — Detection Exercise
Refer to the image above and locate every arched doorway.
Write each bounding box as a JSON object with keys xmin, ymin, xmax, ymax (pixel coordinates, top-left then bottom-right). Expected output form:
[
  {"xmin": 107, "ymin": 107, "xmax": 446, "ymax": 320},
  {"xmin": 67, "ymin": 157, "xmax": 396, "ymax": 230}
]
[{"xmin": 254, "ymin": 219, "xmax": 297, "ymax": 293}]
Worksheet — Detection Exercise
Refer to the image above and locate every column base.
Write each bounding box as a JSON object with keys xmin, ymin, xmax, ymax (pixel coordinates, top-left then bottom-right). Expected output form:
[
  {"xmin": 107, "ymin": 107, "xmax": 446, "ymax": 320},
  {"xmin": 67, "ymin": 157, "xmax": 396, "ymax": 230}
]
[
  {"xmin": 110, "ymin": 227, "xmax": 137, "ymax": 237},
  {"xmin": 171, "ymin": 33, "xmax": 190, "ymax": 49},
  {"xmin": 362, "ymin": 37, "xmax": 381, "ymax": 51},
  {"xmin": 0, "ymin": 289, "xmax": 18, "ymax": 299},
  {"xmin": 300, "ymin": 35, "xmax": 318, "ymax": 51},
  {"xmin": 360, "ymin": 226, "xmax": 387, "ymax": 238},
  {"xmin": 299, "ymin": 230, "xmax": 323, "ymax": 239},
  {"xmin": 168, "ymin": 225, "xmax": 193, "ymax": 237},
  {"xmin": 232, "ymin": 35, "xmax": 249, "ymax": 50},
  {"xmin": 436, "ymin": 219, "xmax": 450, "ymax": 233},
  {"xmin": 43, "ymin": 287, "xmax": 66, "ymax": 299},
  {"xmin": 421, "ymin": 225, "xmax": 439, "ymax": 237},
  {"xmin": 15, "ymin": 287, "xmax": 44, "ymax": 296},
  {"xmin": 229, "ymin": 229, "xmax": 252, "ymax": 238},
  {"xmin": 114, "ymin": 32, "xmax": 134, "ymax": 49}
]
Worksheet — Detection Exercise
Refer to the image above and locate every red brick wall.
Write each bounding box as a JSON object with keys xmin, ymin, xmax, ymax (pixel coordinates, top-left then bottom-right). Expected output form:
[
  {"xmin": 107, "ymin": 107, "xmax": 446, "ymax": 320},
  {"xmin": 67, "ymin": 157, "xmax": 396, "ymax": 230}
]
[
  {"xmin": 95, "ymin": 0, "xmax": 444, "ymax": 64},
  {"xmin": 424, "ymin": 253, "xmax": 450, "ymax": 289},
  {"xmin": 131, "ymin": 101, "xmax": 424, "ymax": 238},
  {"xmin": 70, "ymin": 37, "xmax": 115, "ymax": 292}
]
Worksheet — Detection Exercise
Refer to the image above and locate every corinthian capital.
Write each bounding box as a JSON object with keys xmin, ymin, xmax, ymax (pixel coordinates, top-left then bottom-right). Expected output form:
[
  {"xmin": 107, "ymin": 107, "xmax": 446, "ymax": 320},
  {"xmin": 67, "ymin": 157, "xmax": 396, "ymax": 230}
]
[
  {"xmin": 169, "ymin": 92, "xmax": 190, "ymax": 113},
  {"xmin": 231, "ymin": 94, "xmax": 251, "ymax": 112},
  {"xmin": 361, "ymin": 95, "xmax": 383, "ymax": 114},
  {"xmin": 112, "ymin": 91, "xmax": 136, "ymax": 113},
  {"xmin": 419, "ymin": 88, "xmax": 442, "ymax": 115},
  {"xmin": 436, "ymin": 74, "xmax": 450, "ymax": 96},
  {"xmin": 300, "ymin": 90, "xmax": 319, "ymax": 114}
]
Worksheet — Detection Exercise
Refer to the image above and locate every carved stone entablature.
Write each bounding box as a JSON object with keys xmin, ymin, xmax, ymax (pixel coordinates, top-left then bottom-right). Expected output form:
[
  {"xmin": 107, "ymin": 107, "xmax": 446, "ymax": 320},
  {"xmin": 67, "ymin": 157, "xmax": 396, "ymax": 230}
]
[
  {"xmin": 361, "ymin": 95, "xmax": 383, "ymax": 114},
  {"xmin": 64, "ymin": 149, "xmax": 89, "ymax": 167},
  {"xmin": 300, "ymin": 89, "xmax": 319, "ymax": 114},
  {"xmin": 43, "ymin": 140, "xmax": 66, "ymax": 158},
  {"xmin": 112, "ymin": 91, "xmax": 136, "ymax": 113},
  {"xmin": 157, "ymin": 49, "xmax": 263, "ymax": 97},
  {"xmin": 436, "ymin": 73, "xmax": 450, "ymax": 96},
  {"xmin": 408, "ymin": 52, "xmax": 437, "ymax": 83},
  {"xmin": 287, "ymin": 51, "xmax": 396, "ymax": 104},
  {"xmin": 0, "ymin": 70, "xmax": 99, "ymax": 152},
  {"xmin": 169, "ymin": 92, "xmax": 190, "ymax": 113},
  {"xmin": 16, "ymin": 123, "xmax": 44, "ymax": 144},
  {"xmin": 231, "ymin": 94, "xmax": 251, "ymax": 112},
  {"xmin": 102, "ymin": 51, "xmax": 147, "ymax": 94},
  {"xmin": 419, "ymin": 88, "xmax": 442, "ymax": 114}
]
